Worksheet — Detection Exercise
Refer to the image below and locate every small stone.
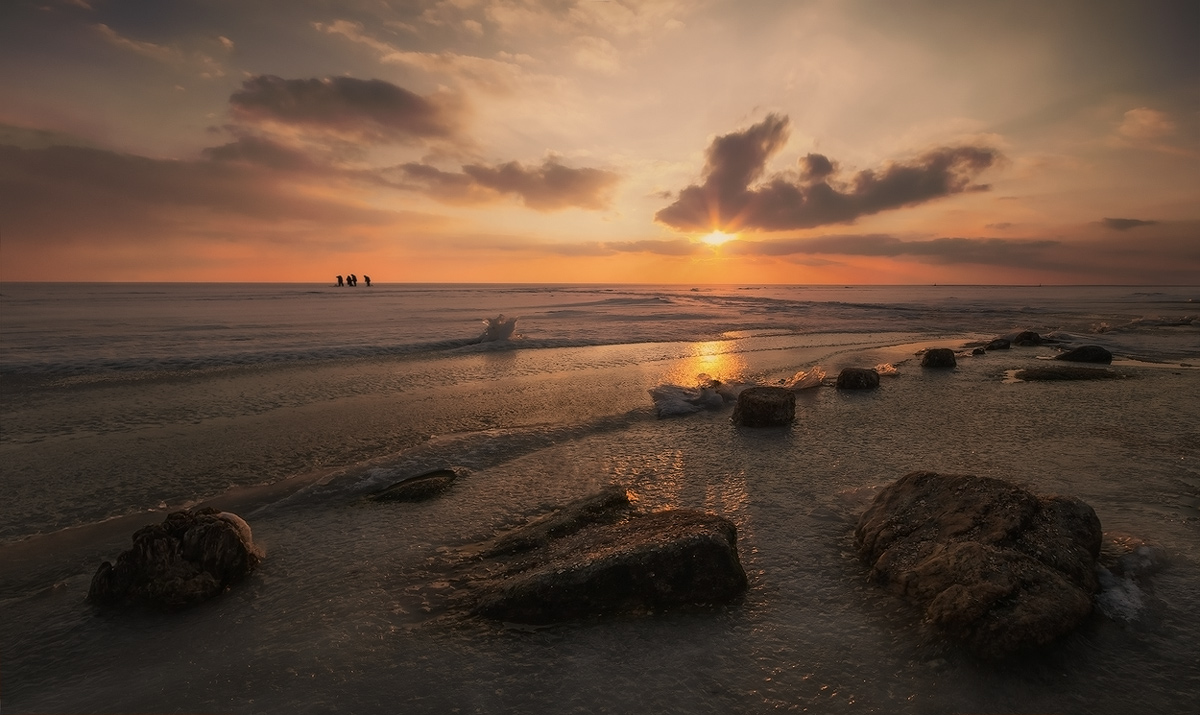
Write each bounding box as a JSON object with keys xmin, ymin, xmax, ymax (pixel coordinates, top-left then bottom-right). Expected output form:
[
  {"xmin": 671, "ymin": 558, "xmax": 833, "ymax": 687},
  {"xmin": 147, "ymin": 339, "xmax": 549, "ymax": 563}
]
[
  {"xmin": 921, "ymin": 348, "xmax": 957, "ymax": 368},
  {"xmin": 731, "ymin": 386, "xmax": 795, "ymax": 426},
  {"xmin": 836, "ymin": 367, "xmax": 880, "ymax": 390}
]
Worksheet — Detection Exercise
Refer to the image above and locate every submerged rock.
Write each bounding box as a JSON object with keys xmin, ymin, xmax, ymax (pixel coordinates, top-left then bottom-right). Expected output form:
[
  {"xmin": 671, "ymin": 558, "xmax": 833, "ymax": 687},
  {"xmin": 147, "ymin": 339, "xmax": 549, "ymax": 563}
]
[
  {"xmin": 1015, "ymin": 367, "xmax": 1125, "ymax": 381},
  {"xmin": 921, "ymin": 348, "xmax": 957, "ymax": 368},
  {"xmin": 855, "ymin": 471, "xmax": 1102, "ymax": 660},
  {"xmin": 836, "ymin": 367, "xmax": 881, "ymax": 390},
  {"xmin": 1010, "ymin": 330, "xmax": 1044, "ymax": 346},
  {"xmin": 371, "ymin": 468, "xmax": 460, "ymax": 502},
  {"xmin": 88, "ymin": 508, "xmax": 263, "ymax": 610},
  {"xmin": 731, "ymin": 386, "xmax": 795, "ymax": 426},
  {"xmin": 1055, "ymin": 345, "xmax": 1113, "ymax": 364},
  {"xmin": 484, "ymin": 486, "xmax": 633, "ymax": 557}
]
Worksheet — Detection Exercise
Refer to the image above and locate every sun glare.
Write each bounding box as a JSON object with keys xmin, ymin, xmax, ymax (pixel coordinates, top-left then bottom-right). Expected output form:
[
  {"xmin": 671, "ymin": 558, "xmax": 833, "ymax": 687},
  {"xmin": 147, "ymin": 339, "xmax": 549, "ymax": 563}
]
[{"xmin": 701, "ymin": 230, "xmax": 736, "ymax": 246}]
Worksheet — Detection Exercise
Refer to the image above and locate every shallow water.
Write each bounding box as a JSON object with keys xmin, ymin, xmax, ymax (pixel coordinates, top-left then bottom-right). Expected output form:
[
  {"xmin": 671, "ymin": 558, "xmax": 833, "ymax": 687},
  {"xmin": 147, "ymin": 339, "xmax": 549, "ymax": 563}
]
[{"xmin": 2, "ymin": 284, "xmax": 1198, "ymax": 713}]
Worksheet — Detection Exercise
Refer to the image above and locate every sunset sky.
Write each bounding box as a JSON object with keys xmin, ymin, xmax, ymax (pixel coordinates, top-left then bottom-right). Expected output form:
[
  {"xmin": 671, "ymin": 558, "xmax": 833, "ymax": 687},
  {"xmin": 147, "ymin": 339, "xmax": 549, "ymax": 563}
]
[{"xmin": 1, "ymin": 0, "xmax": 1196, "ymax": 284}]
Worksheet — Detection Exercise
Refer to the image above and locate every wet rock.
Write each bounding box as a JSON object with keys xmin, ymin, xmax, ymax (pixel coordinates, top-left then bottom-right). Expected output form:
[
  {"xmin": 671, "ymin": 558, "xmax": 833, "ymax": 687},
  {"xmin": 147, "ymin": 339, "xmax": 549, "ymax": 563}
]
[
  {"xmin": 920, "ymin": 348, "xmax": 957, "ymax": 368},
  {"xmin": 1055, "ymin": 345, "xmax": 1113, "ymax": 364},
  {"xmin": 731, "ymin": 386, "xmax": 795, "ymax": 426},
  {"xmin": 855, "ymin": 471, "xmax": 1102, "ymax": 660},
  {"xmin": 88, "ymin": 508, "xmax": 263, "ymax": 610},
  {"xmin": 972, "ymin": 347, "xmax": 986, "ymax": 356},
  {"xmin": 985, "ymin": 338, "xmax": 1011, "ymax": 351},
  {"xmin": 1015, "ymin": 367, "xmax": 1125, "ymax": 381},
  {"xmin": 371, "ymin": 468, "xmax": 460, "ymax": 502},
  {"xmin": 470, "ymin": 507, "xmax": 748, "ymax": 624},
  {"xmin": 836, "ymin": 367, "xmax": 880, "ymax": 390}
]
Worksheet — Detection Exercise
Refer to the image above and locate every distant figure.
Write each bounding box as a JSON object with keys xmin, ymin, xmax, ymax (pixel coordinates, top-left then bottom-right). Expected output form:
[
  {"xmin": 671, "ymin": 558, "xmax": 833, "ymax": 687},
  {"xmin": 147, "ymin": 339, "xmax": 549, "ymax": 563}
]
[
  {"xmin": 364, "ymin": 275, "xmax": 371, "ymax": 287},
  {"xmin": 348, "ymin": 274, "xmax": 357, "ymax": 286},
  {"xmin": 336, "ymin": 275, "xmax": 344, "ymax": 287}
]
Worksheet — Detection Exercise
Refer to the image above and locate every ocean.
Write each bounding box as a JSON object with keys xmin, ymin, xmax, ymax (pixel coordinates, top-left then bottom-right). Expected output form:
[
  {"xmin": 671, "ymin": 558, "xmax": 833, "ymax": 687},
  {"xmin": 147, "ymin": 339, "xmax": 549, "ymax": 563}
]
[{"xmin": 1, "ymin": 282, "xmax": 1198, "ymax": 714}]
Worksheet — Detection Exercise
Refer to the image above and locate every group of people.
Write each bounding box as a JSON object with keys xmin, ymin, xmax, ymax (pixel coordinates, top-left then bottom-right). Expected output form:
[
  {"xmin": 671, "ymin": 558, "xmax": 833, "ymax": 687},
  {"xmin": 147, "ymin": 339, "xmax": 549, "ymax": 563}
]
[{"xmin": 336, "ymin": 274, "xmax": 370, "ymax": 287}]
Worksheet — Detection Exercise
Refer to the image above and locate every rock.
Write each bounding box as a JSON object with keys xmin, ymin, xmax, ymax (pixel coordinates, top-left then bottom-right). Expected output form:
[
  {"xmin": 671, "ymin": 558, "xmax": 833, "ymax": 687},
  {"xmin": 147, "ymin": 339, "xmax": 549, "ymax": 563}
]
[
  {"xmin": 1010, "ymin": 331, "xmax": 1043, "ymax": 346},
  {"xmin": 1055, "ymin": 345, "xmax": 1113, "ymax": 364},
  {"xmin": 855, "ymin": 471, "xmax": 1102, "ymax": 659},
  {"xmin": 1015, "ymin": 367, "xmax": 1125, "ymax": 381},
  {"xmin": 921, "ymin": 348, "xmax": 957, "ymax": 368},
  {"xmin": 470, "ymin": 508, "xmax": 748, "ymax": 624},
  {"xmin": 836, "ymin": 367, "xmax": 880, "ymax": 390},
  {"xmin": 731, "ymin": 386, "xmax": 795, "ymax": 426},
  {"xmin": 985, "ymin": 338, "xmax": 1011, "ymax": 351},
  {"xmin": 972, "ymin": 347, "xmax": 986, "ymax": 356},
  {"xmin": 88, "ymin": 508, "xmax": 263, "ymax": 610},
  {"xmin": 371, "ymin": 468, "xmax": 460, "ymax": 502}
]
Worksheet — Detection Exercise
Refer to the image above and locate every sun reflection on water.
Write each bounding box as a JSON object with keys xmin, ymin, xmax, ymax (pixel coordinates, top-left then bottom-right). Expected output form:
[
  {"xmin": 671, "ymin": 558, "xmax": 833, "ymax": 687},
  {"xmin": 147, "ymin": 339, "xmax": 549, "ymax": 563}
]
[{"xmin": 662, "ymin": 340, "xmax": 748, "ymax": 387}]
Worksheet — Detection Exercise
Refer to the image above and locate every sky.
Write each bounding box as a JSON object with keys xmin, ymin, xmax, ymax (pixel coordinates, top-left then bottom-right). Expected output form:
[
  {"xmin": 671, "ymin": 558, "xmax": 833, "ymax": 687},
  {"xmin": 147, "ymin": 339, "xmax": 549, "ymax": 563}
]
[{"xmin": 1, "ymin": 0, "xmax": 1197, "ymax": 284}]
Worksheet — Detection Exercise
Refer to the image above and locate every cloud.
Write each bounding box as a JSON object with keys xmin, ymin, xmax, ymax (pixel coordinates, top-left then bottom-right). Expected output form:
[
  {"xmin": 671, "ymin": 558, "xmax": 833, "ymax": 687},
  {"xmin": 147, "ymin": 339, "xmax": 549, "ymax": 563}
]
[
  {"xmin": 94, "ymin": 23, "xmax": 230, "ymax": 78},
  {"xmin": 725, "ymin": 234, "xmax": 1060, "ymax": 268},
  {"xmin": 1102, "ymin": 217, "xmax": 1159, "ymax": 230},
  {"xmin": 656, "ymin": 114, "xmax": 999, "ymax": 232},
  {"xmin": 400, "ymin": 158, "xmax": 620, "ymax": 211},
  {"xmin": 229, "ymin": 75, "xmax": 465, "ymax": 144},
  {"xmin": 201, "ymin": 135, "xmax": 321, "ymax": 172}
]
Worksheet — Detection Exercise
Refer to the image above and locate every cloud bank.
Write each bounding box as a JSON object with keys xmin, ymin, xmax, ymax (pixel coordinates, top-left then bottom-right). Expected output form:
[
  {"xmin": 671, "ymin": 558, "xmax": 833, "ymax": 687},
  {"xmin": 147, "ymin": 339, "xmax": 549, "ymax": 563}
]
[
  {"xmin": 400, "ymin": 158, "xmax": 619, "ymax": 211},
  {"xmin": 656, "ymin": 114, "xmax": 999, "ymax": 232}
]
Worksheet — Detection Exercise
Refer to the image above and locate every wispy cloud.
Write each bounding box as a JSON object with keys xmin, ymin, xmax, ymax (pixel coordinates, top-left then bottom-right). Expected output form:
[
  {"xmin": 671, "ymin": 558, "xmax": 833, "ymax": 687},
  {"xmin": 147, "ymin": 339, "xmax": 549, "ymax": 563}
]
[{"xmin": 399, "ymin": 157, "xmax": 619, "ymax": 211}]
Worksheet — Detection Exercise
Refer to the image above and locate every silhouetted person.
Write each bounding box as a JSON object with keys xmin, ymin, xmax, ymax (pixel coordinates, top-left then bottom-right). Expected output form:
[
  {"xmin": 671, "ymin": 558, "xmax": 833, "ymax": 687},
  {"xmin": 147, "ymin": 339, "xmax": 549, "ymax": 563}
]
[
  {"xmin": 364, "ymin": 275, "xmax": 371, "ymax": 287},
  {"xmin": 337, "ymin": 275, "xmax": 344, "ymax": 287},
  {"xmin": 348, "ymin": 274, "xmax": 357, "ymax": 286}
]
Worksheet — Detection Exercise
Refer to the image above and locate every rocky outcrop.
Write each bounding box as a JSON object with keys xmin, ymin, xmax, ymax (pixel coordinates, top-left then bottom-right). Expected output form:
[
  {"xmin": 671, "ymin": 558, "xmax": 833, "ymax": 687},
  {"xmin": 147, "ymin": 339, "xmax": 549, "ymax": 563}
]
[
  {"xmin": 855, "ymin": 471, "xmax": 1102, "ymax": 660},
  {"xmin": 1055, "ymin": 345, "xmax": 1113, "ymax": 364},
  {"xmin": 1015, "ymin": 367, "xmax": 1125, "ymax": 381},
  {"xmin": 836, "ymin": 367, "xmax": 881, "ymax": 390},
  {"xmin": 921, "ymin": 348, "xmax": 957, "ymax": 368},
  {"xmin": 88, "ymin": 508, "xmax": 263, "ymax": 610},
  {"xmin": 371, "ymin": 468, "xmax": 460, "ymax": 502},
  {"xmin": 731, "ymin": 386, "xmax": 795, "ymax": 426}
]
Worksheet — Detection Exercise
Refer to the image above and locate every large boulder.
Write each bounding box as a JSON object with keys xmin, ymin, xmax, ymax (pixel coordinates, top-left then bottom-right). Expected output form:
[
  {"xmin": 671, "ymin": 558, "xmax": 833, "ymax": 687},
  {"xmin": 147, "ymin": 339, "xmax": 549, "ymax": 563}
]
[
  {"xmin": 855, "ymin": 471, "xmax": 1102, "ymax": 659},
  {"xmin": 88, "ymin": 508, "xmax": 263, "ymax": 610},
  {"xmin": 1055, "ymin": 345, "xmax": 1113, "ymax": 364},
  {"xmin": 836, "ymin": 367, "xmax": 880, "ymax": 390},
  {"xmin": 921, "ymin": 348, "xmax": 957, "ymax": 368},
  {"xmin": 731, "ymin": 386, "xmax": 795, "ymax": 426}
]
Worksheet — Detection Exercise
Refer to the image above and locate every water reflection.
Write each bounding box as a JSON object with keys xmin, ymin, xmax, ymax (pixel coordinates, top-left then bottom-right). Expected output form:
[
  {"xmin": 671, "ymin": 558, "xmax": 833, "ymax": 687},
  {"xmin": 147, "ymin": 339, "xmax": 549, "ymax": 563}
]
[{"xmin": 662, "ymin": 340, "xmax": 748, "ymax": 387}]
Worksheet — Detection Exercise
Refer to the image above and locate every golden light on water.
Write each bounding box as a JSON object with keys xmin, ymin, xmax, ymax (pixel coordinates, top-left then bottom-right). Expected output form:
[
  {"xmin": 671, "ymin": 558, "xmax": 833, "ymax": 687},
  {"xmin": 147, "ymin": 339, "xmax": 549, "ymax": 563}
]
[
  {"xmin": 663, "ymin": 340, "xmax": 747, "ymax": 386},
  {"xmin": 701, "ymin": 230, "xmax": 737, "ymax": 246}
]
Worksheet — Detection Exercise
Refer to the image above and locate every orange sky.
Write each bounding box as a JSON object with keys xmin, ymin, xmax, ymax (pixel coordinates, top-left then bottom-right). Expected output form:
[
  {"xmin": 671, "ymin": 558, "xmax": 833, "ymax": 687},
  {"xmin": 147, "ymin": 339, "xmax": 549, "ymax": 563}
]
[{"xmin": 1, "ymin": 0, "xmax": 1197, "ymax": 284}]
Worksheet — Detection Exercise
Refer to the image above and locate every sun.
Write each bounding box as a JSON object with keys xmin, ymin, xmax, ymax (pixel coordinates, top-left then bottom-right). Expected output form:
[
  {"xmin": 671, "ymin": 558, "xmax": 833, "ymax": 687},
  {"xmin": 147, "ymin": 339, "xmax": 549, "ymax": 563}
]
[{"xmin": 700, "ymin": 230, "xmax": 737, "ymax": 246}]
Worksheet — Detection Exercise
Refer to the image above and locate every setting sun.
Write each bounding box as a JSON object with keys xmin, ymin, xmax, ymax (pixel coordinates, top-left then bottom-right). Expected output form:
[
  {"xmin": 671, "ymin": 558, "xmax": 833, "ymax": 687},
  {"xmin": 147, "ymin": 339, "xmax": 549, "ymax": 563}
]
[{"xmin": 701, "ymin": 230, "xmax": 737, "ymax": 246}]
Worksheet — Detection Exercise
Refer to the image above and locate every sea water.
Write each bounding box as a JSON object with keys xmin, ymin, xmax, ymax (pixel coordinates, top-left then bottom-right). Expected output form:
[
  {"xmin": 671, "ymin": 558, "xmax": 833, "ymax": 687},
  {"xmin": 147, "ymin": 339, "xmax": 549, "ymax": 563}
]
[{"xmin": 1, "ymin": 283, "xmax": 1198, "ymax": 713}]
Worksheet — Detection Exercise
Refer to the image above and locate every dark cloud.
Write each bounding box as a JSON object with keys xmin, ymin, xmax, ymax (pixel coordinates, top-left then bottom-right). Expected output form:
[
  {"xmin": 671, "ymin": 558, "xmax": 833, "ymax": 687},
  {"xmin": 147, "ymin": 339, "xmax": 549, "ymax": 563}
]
[
  {"xmin": 0, "ymin": 142, "xmax": 403, "ymax": 247},
  {"xmin": 1102, "ymin": 217, "xmax": 1159, "ymax": 230},
  {"xmin": 229, "ymin": 75, "xmax": 465, "ymax": 143},
  {"xmin": 726, "ymin": 234, "xmax": 1060, "ymax": 268},
  {"xmin": 401, "ymin": 158, "xmax": 619, "ymax": 211},
  {"xmin": 656, "ymin": 114, "xmax": 999, "ymax": 232}
]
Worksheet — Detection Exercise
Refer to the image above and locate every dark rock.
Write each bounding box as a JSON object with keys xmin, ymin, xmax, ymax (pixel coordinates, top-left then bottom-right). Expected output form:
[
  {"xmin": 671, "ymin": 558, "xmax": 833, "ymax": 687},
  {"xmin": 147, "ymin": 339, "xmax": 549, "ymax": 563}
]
[
  {"xmin": 921, "ymin": 348, "xmax": 957, "ymax": 368},
  {"xmin": 985, "ymin": 338, "xmax": 1011, "ymax": 351},
  {"xmin": 731, "ymin": 386, "xmax": 795, "ymax": 426},
  {"xmin": 1010, "ymin": 330, "xmax": 1043, "ymax": 346},
  {"xmin": 88, "ymin": 508, "xmax": 263, "ymax": 610},
  {"xmin": 972, "ymin": 347, "xmax": 986, "ymax": 356},
  {"xmin": 836, "ymin": 367, "xmax": 880, "ymax": 390},
  {"xmin": 855, "ymin": 471, "xmax": 1102, "ymax": 659},
  {"xmin": 371, "ymin": 468, "xmax": 460, "ymax": 502},
  {"xmin": 1055, "ymin": 345, "xmax": 1113, "ymax": 364},
  {"xmin": 1015, "ymin": 367, "xmax": 1125, "ymax": 381},
  {"xmin": 471, "ymin": 508, "xmax": 747, "ymax": 624}
]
